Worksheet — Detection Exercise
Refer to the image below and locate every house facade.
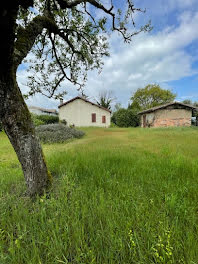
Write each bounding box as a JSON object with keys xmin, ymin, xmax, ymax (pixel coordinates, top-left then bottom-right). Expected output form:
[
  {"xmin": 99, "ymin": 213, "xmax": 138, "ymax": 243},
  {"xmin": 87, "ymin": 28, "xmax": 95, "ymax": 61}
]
[
  {"xmin": 58, "ymin": 97, "xmax": 111, "ymax": 127},
  {"xmin": 139, "ymin": 102, "xmax": 196, "ymax": 128}
]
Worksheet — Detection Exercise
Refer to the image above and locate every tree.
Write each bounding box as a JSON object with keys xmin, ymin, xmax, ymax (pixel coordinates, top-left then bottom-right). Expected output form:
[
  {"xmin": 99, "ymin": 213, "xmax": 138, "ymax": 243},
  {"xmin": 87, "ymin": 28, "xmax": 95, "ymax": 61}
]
[
  {"xmin": 130, "ymin": 84, "xmax": 176, "ymax": 110},
  {"xmin": 0, "ymin": 0, "xmax": 151, "ymax": 196},
  {"xmin": 111, "ymin": 108, "xmax": 140, "ymax": 127},
  {"xmin": 114, "ymin": 103, "xmax": 122, "ymax": 112},
  {"xmin": 96, "ymin": 90, "xmax": 115, "ymax": 110},
  {"xmin": 182, "ymin": 99, "xmax": 192, "ymax": 105}
]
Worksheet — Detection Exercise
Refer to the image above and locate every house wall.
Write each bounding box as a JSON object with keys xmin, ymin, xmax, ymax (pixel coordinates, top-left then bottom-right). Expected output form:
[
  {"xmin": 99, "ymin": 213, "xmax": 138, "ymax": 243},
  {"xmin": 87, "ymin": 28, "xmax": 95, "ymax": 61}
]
[
  {"xmin": 141, "ymin": 108, "xmax": 192, "ymax": 127},
  {"xmin": 59, "ymin": 99, "xmax": 111, "ymax": 127}
]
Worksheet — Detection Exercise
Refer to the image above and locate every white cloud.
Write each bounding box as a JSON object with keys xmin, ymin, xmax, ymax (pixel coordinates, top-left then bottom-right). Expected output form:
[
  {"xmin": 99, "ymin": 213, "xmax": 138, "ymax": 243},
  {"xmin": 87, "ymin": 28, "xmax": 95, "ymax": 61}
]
[
  {"xmin": 167, "ymin": 0, "xmax": 197, "ymax": 10},
  {"xmin": 80, "ymin": 11, "xmax": 198, "ymax": 106}
]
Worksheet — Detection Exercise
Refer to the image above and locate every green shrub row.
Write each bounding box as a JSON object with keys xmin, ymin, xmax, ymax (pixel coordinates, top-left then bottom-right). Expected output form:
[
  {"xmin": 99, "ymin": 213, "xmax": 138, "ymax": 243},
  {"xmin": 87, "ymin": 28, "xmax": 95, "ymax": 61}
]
[
  {"xmin": 111, "ymin": 108, "xmax": 140, "ymax": 127},
  {"xmin": 31, "ymin": 114, "xmax": 59, "ymax": 126}
]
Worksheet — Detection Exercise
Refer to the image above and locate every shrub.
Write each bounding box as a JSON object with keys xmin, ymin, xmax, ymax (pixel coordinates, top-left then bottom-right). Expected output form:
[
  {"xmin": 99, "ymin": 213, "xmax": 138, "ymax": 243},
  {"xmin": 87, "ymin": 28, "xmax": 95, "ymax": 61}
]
[
  {"xmin": 0, "ymin": 121, "xmax": 2, "ymax": 131},
  {"xmin": 111, "ymin": 108, "xmax": 140, "ymax": 127},
  {"xmin": 60, "ymin": 119, "xmax": 67, "ymax": 126},
  {"xmin": 36, "ymin": 114, "xmax": 59, "ymax": 124},
  {"xmin": 31, "ymin": 114, "xmax": 59, "ymax": 126},
  {"xmin": 35, "ymin": 124, "xmax": 85, "ymax": 143}
]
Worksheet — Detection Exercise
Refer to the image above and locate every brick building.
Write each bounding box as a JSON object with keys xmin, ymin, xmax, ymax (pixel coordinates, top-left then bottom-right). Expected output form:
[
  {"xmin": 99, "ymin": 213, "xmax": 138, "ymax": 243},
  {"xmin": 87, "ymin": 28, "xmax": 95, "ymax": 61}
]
[{"xmin": 139, "ymin": 102, "xmax": 197, "ymax": 128}]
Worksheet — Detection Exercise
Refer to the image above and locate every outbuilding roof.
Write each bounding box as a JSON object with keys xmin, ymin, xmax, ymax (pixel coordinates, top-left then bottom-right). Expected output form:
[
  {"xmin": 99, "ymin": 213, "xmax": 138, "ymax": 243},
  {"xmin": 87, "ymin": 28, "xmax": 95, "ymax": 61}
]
[
  {"xmin": 29, "ymin": 106, "xmax": 58, "ymax": 114},
  {"xmin": 58, "ymin": 96, "xmax": 111, "ymax": 113},
  {"xmin": 138, "ymin": 101, "xmax": 197, "ymax": 115}
]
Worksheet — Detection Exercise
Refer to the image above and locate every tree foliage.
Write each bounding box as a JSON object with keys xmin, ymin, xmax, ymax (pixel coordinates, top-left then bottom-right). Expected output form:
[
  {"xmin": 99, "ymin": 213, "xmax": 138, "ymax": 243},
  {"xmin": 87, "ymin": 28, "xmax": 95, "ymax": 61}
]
[
  {"xmin": 96, "ymin": 90, "xmax": 115, "ymax": 110},
  {"xmin": 130, "ymin": 84, "xmax": 176, "ymax": 110},
  {"xmin": 111, "ymin": 108, "xmax": 140, "ymax": 127},
  {"xmin": 31, "ymin": 114, "xmax": 59, "ymax": 126},
  {"xmin": 182, "ymin": 99, "xmax": 192, "ymax": 105},
  {"xmin": 16, "ymin": 0, "xmax": 152, "ymax": 99}
]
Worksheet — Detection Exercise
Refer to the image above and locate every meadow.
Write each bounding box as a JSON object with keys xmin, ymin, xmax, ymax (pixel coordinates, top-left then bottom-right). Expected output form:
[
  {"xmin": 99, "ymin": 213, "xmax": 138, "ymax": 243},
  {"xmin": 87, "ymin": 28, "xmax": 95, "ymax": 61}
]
[{"xmin": 1, "ymin": 127, "xmax": 198, "ymax": 263}]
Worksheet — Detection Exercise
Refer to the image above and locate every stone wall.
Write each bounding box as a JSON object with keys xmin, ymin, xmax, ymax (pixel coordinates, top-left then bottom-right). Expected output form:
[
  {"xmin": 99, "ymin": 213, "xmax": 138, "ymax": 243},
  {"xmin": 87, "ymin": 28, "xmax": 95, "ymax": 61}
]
[
  {"xmin": 153, "ymin": 118, "xmax": 191, "ymax": 127},
  {"xmin": 141, "ymin": 108, "xmax": 192, "ymax": 127},
  {"xmin": 153, "ymin": 109, "xmax": 191, "ymax": 127}
]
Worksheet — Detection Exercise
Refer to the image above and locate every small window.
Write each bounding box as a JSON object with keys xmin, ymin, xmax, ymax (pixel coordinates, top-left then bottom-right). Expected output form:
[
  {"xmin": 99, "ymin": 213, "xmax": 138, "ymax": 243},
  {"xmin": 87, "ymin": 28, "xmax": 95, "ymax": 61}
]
[
  {"xmin": 102, "ymin": 116, "xmax": 106, "ymax": 123},
  {"xmin": 92, "ymin": 113, "xmax": 96, "ymax": 122}
]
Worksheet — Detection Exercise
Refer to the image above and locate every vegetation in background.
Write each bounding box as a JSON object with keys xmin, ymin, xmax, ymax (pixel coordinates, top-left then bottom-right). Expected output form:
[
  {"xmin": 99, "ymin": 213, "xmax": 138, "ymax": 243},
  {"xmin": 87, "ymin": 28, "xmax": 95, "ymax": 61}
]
[
  {"xmin": 130, "ymin": 84, "xmax": 176, "ymax": 110},
  {"xmin": 182, "ymin": 99, "xmax": 198, "ymax": 106},
  {"xmin": 35, "ymin": 124, "xmax": 85, "ymax": 143},
  {"xmin": 31, "ymin": 114, "xmax": 59, "ymax": 127},
  {"xmin": 96, "ymin": 90, "xmax": 116, "ymax": 110},
  {"xmin": 1, "ymin": 127, "xmax": 198, "ymax": 263},
  {"xmin": 111, "ymin": 108, "xmax": 140, "ymax": 127}
]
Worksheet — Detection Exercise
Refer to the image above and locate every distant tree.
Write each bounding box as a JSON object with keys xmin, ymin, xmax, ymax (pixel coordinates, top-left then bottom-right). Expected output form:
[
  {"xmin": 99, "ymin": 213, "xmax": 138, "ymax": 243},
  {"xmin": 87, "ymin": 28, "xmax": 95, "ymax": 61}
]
[
  {"xmin": 114, "ymin": 103, "xmax": 122, "ymax": 112},
  {"xmin": 182, "ymin": 99, "xmax": 192, "ymax": 105},
  {"xmin": 130, "ymin": 84, "xmax": 176, "ymax": 110},
  {"xmin": 111, "ymin": 108, "xmax": 140, "ymax": 127},
  {"xmin": 96, "ymin": 90, "xmax": 116, "ymax": 110}
]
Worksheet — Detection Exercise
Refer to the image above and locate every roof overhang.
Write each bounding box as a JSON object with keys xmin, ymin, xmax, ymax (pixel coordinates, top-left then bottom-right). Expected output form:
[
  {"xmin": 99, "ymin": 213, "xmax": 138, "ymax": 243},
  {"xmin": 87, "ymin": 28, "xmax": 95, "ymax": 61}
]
[
  {"xmin": 138, "ymin": 101, "xmax": 197, "ymax": 115},
  {"xmin": 58, "ymin": 96, "xmax": 111, "ymax": 113}
]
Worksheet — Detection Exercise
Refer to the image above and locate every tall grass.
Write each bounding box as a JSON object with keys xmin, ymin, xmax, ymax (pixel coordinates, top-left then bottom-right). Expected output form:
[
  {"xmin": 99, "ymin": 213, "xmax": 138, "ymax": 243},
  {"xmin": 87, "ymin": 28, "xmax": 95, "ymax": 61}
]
[{"xmin": 0, "ymin": 127, "xmax": 198, "ymax": 263}]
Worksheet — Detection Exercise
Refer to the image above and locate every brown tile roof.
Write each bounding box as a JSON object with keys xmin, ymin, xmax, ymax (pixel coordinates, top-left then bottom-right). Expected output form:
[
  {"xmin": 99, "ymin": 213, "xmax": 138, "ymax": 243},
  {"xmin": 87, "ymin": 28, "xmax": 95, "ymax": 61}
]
[
  {"xmin": 138, "ymin": 101, "xmax": 197, "ymax": 115},
  {"xmin": 58, "ymin": 96, "xmax": 111, "ymax": 113}
]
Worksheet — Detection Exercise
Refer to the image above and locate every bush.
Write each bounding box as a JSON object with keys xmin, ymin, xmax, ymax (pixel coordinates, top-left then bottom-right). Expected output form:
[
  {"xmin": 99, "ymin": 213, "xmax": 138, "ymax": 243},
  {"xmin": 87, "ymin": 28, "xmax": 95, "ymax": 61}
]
[
  {"xmin": 36, "ymin": 114, "xmax": 59, "ymax": 124},
  {"xmin": 31, "ymin": 114, "xmax": 59, "ymax": 126},
  {"xmin": 35, "ymin": 124, "xmax": 85, "ymax": 143},
  {"xmin": 0, "ymin": 121, "xmax": 2, "ymax": 131},
  {"xmin": 111, "ymin": 108, "xmax": 140, "ymax": 127}
]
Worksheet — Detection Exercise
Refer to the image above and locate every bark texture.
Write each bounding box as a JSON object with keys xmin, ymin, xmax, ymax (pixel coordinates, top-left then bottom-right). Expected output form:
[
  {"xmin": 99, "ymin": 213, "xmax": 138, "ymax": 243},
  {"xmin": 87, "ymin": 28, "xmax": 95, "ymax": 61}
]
[{"xmin": 0, "ymin": 4, "xmax": 51, "ymax": 196}]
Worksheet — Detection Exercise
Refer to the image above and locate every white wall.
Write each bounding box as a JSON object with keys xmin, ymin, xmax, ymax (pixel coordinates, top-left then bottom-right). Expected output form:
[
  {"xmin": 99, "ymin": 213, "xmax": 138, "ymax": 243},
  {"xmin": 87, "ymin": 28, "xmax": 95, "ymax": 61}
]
[{"xmin": 59, "ymin": 99, "xmax": 111, "ymax": 127}]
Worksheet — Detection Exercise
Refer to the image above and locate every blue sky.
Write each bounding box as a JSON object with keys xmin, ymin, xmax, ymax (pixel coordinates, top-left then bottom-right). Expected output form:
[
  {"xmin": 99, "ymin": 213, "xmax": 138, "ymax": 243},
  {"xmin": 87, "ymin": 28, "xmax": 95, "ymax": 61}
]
[{"xmin": 17, "ymin": 0, "xmax": 198, "ymax": 109}]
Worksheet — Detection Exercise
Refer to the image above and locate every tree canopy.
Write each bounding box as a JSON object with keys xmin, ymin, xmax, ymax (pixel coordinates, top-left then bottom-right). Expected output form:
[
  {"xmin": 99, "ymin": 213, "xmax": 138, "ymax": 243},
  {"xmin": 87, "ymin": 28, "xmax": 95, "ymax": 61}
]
[
  {"xmin": 130, "ymin": 84, "xmax": 176, "ymax": 110},
  {"xmin": 16, "ymin": 0, "xmax": 152, "ymax": 99},
  {"xmin": 96, "ymin": 90, "xmax": 115, "ymax": 110},
  {"xmin": 111, "ymin": 108, "xmax": 140, "ymax": 127}
]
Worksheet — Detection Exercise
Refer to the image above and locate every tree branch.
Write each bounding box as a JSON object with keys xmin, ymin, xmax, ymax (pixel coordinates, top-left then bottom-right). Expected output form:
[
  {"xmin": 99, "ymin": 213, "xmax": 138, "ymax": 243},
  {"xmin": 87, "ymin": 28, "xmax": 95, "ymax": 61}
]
[
  {"xmin": 14, "ymin": 15, "xmax": 56, "ymax": 68},
  {"xmin": 49, "ymin": 33, "xmax": 83, "ymax": 89}
]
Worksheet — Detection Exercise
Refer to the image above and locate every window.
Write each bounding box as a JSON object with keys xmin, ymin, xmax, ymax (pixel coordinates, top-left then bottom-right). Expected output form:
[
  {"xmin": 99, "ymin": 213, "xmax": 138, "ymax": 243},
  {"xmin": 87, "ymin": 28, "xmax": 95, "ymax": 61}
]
[
  {"xmin": 92, "ymin": 113, "xmax": 96, "ymax": 122},
  {"xmin": 102, "ymin": 116, "xmax": 106, "ymax": 123}
]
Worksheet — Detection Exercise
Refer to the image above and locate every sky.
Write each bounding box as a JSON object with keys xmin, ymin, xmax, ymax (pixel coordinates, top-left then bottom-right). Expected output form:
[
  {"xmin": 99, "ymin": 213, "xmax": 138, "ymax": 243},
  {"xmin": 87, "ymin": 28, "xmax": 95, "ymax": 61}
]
[{"xmin": 17, "ymin": 0, "xmax": 198, "ymax": 110}]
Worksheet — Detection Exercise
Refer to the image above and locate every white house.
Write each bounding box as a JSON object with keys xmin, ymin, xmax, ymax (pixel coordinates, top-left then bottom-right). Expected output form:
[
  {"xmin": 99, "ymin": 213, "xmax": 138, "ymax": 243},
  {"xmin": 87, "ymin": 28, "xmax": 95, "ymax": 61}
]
[
  {"xmin": 29, "ymin": 106, "xmax": 58, "ymax": 116},
  {"xmin": 58, "ymin": 96, "xmax": 111, "ymax": 127}
]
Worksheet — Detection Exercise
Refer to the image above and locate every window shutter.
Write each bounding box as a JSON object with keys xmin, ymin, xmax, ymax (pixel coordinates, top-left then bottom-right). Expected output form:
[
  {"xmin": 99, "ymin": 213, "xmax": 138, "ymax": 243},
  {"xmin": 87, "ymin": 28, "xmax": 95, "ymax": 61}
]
[
  {"xmin": 102, "ymin": 116, "xmax": 106, "ymax": 123},
  {"xmin": 92, "ymin": 113, "xmax": 96, "ymax": 122}
]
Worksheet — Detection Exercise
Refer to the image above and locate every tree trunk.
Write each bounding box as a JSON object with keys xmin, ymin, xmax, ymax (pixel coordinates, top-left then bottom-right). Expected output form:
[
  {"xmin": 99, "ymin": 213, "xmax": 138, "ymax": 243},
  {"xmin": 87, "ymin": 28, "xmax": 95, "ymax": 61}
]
[
  {"xmin": 0, "ymin": 4, "xmax": 51, "ymax": 196},
  {"xmin": 0, "ymin": 72, "xmax": 51, "ymax": 196}
]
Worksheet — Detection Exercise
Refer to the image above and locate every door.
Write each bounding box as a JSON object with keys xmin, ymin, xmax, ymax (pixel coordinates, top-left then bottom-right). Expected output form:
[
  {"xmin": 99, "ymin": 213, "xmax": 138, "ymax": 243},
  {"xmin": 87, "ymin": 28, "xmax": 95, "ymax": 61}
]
[{"xmin": 143, "ymin": 115, "xmax": 146, "ymax": 127}]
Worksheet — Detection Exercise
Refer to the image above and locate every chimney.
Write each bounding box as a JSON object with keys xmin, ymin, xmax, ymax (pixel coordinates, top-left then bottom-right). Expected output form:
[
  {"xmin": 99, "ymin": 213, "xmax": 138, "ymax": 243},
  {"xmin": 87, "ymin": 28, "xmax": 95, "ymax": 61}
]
[{"xmin": 60, "ymin": 99, "xmax": 63, "ymax": 105}]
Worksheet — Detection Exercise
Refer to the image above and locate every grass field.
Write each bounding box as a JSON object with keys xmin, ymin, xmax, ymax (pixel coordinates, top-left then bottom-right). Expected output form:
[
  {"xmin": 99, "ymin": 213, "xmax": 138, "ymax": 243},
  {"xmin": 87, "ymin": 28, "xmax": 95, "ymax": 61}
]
[{"xmin": 1, "ymin": 127, "xmax": 198, "ymax": 263}]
